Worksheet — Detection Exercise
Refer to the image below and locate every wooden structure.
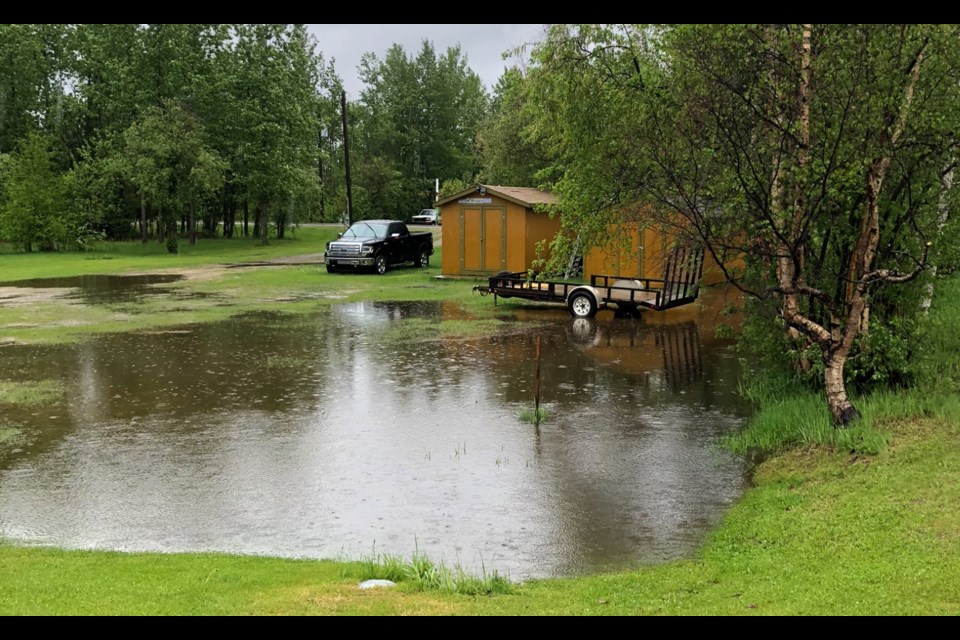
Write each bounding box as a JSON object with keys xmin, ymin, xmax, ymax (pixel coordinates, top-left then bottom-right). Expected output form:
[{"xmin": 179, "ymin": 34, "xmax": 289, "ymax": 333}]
[
  {"xmin": 476, "ymin": 244, "xmax": 705, "ymax": 318},
  {"xmin": 584, "ymin": 220, "xmax": 735, "ymax": 286},
  {"xmin": 438, "ymin": 184, "xmax": 561, "ymax": 276}
]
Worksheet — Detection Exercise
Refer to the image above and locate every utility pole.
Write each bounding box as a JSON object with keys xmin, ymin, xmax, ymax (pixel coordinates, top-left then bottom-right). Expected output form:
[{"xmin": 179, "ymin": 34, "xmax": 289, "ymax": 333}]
[
  {"xmin": 341, "ymin": 90, "xmax": 353, "ymax": 227},
  {"xmin": 317, "ymin": 129, "xmax": 325, "ymax": 219}
]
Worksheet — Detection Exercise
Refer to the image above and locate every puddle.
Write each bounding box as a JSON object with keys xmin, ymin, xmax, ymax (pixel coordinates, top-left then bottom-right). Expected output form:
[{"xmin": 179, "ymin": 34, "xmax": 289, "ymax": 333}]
[
  {"xmin": 0, "ymin": 288, "xmax": 750, "ymax": 579},
  {"xmin": 0, "ymin": 274, "xmax": 184, "ymax": 305}
]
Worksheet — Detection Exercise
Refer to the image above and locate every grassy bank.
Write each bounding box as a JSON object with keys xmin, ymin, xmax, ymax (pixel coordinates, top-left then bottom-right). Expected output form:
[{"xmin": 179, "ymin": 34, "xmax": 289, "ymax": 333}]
[
  {"xmin": 1, "ymin": 240, "xmax": 958, "ymax": 614},
  {"xmin": 726, "ymin": 276, "xmax": 960, "ymax": 457}
]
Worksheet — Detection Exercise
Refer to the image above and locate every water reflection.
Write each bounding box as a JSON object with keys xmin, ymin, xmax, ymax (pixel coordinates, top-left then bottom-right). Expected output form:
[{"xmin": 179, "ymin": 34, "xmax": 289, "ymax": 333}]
[{"xmin": 0, "ymin": 288, "xmax": 749, "ymax": 579}]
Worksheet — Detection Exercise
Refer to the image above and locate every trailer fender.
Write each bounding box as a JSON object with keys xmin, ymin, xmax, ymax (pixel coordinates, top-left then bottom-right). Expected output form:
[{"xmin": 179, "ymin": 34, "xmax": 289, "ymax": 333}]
[{"xmin": 566, "ymin": 286, "xmax": 604, "ymax": 318}]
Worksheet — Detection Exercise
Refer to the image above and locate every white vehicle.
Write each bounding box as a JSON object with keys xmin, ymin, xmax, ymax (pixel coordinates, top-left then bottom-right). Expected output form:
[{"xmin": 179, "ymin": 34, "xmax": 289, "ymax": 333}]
[{"xmin": 411, "ymin": 208, "xmax": 441, "ymax": 225}]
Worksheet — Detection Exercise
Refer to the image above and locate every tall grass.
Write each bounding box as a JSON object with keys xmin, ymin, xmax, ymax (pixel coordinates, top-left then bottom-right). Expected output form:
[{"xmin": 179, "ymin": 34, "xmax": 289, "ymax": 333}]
[
  {"xmin": 350, "ymin": 548, "xmax": 514, "ymax": 596},
  {"xmin": 726, "ymin": 274, "xmax": 960, "ymax": 456}
]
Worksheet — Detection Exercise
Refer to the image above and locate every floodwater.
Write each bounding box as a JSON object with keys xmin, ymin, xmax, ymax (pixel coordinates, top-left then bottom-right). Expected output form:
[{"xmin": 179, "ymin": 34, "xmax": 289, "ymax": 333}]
[
  {"xmin": 0, "ymin": 283, "xmax": 750, "ymax": 579},
  {"xmin": 0, "ymin": 274, "xmax": 184, "ymax": 304}
]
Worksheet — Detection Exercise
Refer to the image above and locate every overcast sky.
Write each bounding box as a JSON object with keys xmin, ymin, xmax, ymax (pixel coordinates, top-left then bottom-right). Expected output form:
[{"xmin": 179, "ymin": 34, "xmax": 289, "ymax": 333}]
[{"xmin": 306, "ymin": 24, "xmax": 547, "ymax": 97}]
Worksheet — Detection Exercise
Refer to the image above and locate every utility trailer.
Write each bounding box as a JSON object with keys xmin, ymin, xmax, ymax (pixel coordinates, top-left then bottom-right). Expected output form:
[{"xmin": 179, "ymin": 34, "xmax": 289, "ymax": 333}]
[{"xmin": 475, "ymin": 245, "xmax": 705, "ymax": 318}]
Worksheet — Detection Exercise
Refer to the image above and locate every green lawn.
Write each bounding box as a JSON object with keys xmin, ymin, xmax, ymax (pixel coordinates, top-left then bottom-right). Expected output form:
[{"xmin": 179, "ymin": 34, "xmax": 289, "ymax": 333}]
[
  {"xmin": 0, "ymin": 227, "xmax": 340, "ymax": 281},
  {"xmin": 1, "ymin": 239, "xmax": 958, "ymax": 615}
]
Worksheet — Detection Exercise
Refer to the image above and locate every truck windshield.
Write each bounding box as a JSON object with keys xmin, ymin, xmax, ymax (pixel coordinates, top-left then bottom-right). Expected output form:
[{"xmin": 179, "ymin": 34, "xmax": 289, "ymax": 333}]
[{"xmin": 341, "ymin": 222, "xmax": 388, "ymax": 239}]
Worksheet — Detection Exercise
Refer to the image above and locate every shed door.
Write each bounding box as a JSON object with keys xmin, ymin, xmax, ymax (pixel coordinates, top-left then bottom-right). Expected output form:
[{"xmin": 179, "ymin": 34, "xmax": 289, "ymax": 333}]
[
  {"xmin": 482, "ymin": 207, "xmax": 505, "ymax": 271},
  {"xmin": 462, "ymin": 207, "xmax": 482, "ymax": 271}
]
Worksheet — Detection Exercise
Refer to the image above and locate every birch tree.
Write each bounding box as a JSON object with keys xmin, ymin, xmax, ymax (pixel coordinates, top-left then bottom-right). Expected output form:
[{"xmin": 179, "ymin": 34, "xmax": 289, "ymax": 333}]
[{"xmin": 529, "ymin": 24, "xmax": 960, "ymax": 424}]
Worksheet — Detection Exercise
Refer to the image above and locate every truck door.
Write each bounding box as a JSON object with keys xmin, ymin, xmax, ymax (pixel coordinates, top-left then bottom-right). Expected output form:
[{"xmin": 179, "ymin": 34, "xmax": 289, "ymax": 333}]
[{"xmin": 386, "ymin": 222, "xmax": 408, "ymax": 264}]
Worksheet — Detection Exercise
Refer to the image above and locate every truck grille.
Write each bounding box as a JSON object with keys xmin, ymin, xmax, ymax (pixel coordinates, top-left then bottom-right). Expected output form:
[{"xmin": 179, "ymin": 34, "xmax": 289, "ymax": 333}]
[{"xmin": 328, "ymin": 242, "xmax": 362, "ymax": 255}]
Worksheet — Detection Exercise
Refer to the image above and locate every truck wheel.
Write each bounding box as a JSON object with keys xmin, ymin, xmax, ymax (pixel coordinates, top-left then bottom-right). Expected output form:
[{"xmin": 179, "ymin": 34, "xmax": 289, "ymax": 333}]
[
  {"xmin": 374, "ymin": 254, "xmax": 388, "ymax": 275},
  {"xmin": 417, "ymin": 248, "xmax": 430, "ymax": 268},
  {"xmin": 568, "ymin": 291, "xmax": 598, "ymax": 318},
  {"xmin": 326, "ymin": 264, "xmax": 337, "ymax": 274}
]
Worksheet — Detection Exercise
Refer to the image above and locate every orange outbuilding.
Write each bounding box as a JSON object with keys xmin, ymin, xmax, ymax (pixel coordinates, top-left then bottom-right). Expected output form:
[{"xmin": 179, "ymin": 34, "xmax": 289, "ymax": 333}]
[
  {"xmin": 438, "ymin": 184, "xmax": 561, "ymax": 276},
  {"xmin": 583, "ymin": 219, "xmax": 736, "ymax": 286}
]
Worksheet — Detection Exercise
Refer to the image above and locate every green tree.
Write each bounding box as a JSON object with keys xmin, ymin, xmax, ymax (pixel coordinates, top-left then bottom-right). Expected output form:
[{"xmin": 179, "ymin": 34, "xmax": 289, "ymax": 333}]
[
  {"xmin": 315, "ymin": 59, "xmax": 346, "ymax": 223},
  {"xmin": 355, "ymin": 40, "xmax": 487, "ymax": 220},
  {"xmin": 437, "ymin": 177, "xmax": 471, "ymax": 200},
  {"xmin": 227, "ymin": 24, "xmax": 321, "ymax": 244},
  {"xmin": 0, "ymin": 24, "xmax": 70, "ymax": 154},
  {"xmin": 122, "ymin": 102, "xmax": 225, "ymax": 252},
  {"xmin": 528, "ymin": 24, "xmax": 960, "ymax": 425},
  {"xmin": 477, "ymin": 67, "xmax": 551, "ymax": 187},
  {"xmin": 0, "ymin": 24, "xmax": 345, "ymax": 247},
  {"xmin": 0, "ymin": 132, "xmax": 67, "ymax": 251}
]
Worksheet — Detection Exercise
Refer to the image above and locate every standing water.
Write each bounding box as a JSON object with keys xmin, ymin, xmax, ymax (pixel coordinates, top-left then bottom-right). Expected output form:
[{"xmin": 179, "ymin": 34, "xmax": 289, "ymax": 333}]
[{"xmin": 0, "ymin": 285, "xmax": 750, "ymax": 579}]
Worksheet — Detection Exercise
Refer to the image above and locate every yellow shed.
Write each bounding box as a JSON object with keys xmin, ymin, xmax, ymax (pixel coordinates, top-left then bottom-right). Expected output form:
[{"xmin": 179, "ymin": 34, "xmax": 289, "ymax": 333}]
[
  {"xmin": 438, "ymin": 184, "xmax": 561, "ymax": 276},
  {"xmin": 584, "ymin": 219, "xmax": 737, "ymax": 287}
]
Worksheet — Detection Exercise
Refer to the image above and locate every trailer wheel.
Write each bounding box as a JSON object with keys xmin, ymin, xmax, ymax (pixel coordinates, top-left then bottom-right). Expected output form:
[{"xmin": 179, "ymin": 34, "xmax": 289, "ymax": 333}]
[
  {"xmin": 568, "ymin": 291, "xmax": 598, "ymax": 318},
  {"xmin": 417, "ymin": 248, "xmax": 430, "ymax": 268},
  {"xmin": 374, "ymin": 254, "xmax": 388, "ymax": 275}
]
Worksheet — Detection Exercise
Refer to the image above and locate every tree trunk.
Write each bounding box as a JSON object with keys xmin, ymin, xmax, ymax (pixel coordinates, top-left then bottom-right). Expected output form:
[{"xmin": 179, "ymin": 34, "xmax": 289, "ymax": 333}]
[
  {"xmin": 140, "ymin": 198, "xmax": 148, "ymax": 244},
  {"xmin": 206, "ymin": 207, "xmax": 217, "ymax": 238},
  {"xmin": 824, "ymin": 355, "xmax": 860, "ymax": 425},
  {"xmin": 243, "ymin": 200, "xmax": 249, "ymax": 237},
  {"xmin": 189, "ymin": 203, "xmax": 197, "ymax": 246},
  {"xmin": 787, "ymin": 25, "xmax": 813, "ymax": 373},
  {"xmin": 165, "ymin": 219, "xmax": 179, "ymax": 254},
  {"xmin": 224, "ymin": 202, "xmax": 234, "ymax": 239},
  {"xmin": 258, "ymin": 199, "xmax": 269, "ymax": 245},
  {"xmin": 158, "ymin": 207, "xmax": 164, "ymax": 243},
  {"xmin": 921, "ymin": 167, "xmax": 954, "ymax": 314}
]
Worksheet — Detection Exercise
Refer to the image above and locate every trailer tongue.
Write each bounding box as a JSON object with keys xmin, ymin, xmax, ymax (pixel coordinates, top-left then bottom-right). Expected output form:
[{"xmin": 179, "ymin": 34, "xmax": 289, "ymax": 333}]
[{"xmin": 474, "ymin": 245, "xmax": 705, "ymax": 318}]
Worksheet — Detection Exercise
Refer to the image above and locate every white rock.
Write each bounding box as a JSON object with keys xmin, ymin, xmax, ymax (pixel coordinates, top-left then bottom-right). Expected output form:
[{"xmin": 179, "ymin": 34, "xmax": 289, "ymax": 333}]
[{"xmin": 358, "ymin": 579, "xmax": 397, "ymax": 590}]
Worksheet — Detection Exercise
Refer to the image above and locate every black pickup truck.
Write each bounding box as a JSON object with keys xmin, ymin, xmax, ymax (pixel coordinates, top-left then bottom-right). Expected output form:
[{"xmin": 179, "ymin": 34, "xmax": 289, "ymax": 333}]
[{"xmin": 324, "ymin": 220, "xmax": 434, "ymax": 274}]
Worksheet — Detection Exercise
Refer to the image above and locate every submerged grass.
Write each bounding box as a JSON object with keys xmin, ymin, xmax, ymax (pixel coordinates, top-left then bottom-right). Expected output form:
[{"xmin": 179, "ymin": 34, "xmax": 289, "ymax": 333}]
[
  {"xmin": 0, "ymin": 244, "xmax": 505, "ymax": 346},
  {"xmin": 374, "ymin": 317, "xmax": 525, "ymax": 346},
  {"xmin": 0, "ymin": 380, "xmax": 64, "ymax": 408},
  {"xmin": 518, "ymin": 407, "xmax": 548, "ymax": 424},
  {"xmin": 0, "ymin": 427, "xmax": 22, "ymax": 446}
]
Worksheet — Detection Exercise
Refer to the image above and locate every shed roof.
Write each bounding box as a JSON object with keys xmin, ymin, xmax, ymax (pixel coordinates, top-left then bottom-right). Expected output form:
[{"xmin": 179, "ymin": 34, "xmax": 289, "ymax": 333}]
[{"xmin": 436, "ymin": 184, "xmax": 559, "ymax": 208}]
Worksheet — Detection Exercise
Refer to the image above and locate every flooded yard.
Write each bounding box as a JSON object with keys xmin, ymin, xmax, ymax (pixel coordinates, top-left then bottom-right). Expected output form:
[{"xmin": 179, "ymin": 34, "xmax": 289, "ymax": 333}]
[
  {"xmin": 0, "ymin": 284, "xmax": 750, "ymax": 579},
  {"xmin": 0, "ymin": 274, "xmax": 185, "ymax": 305}
]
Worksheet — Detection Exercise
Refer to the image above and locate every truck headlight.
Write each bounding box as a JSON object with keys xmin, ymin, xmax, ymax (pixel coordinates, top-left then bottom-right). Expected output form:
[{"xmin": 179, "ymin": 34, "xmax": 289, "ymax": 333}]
[{"xmin": 361, "ymin": 246, "xmax": 374, "ymax": 255}]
